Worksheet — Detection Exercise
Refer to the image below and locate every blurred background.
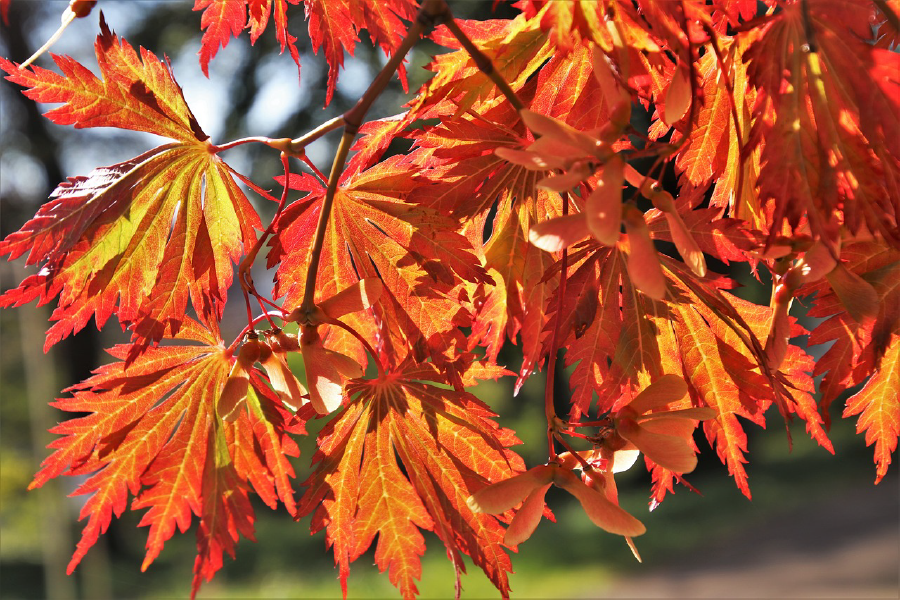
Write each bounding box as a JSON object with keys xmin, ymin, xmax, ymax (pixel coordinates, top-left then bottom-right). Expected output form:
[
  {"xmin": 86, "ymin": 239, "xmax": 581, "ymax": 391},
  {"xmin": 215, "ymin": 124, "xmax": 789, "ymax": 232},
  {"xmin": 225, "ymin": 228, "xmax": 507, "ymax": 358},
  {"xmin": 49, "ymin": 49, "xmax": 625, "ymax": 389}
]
[{"xmin": 1, "ymin": 2, "xmax": 896, "ymax": 598}]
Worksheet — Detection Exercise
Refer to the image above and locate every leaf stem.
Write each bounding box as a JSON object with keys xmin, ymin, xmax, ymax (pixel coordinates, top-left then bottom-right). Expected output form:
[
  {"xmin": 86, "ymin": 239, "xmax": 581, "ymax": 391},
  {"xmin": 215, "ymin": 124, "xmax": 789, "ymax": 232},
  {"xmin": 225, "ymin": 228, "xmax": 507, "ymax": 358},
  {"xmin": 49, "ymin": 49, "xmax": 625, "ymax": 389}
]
[
  {"xmin": 257, "ymin": 295, "xmax": 287, "ymax": 313},
  {"xmin": 256, "ymin": 295, "xmax": 278, "ymax": 328},
  {"xmin": 553, "ymin": 435, "xmax": 594, "ymax": 472},
  {"xmin": 239, "ymin": 153, "xmax": 292, "ymax": 314},
  {"xmin": 301, "ymin": 155, "xmax": 329, "ymax": 185},
  {"xmin": 543, "ymin": 192, "xmax": 571, "ymax": 460},
  {"xmin": 558, "ymin": 428, "xmax": 595, "ymax": 441}
]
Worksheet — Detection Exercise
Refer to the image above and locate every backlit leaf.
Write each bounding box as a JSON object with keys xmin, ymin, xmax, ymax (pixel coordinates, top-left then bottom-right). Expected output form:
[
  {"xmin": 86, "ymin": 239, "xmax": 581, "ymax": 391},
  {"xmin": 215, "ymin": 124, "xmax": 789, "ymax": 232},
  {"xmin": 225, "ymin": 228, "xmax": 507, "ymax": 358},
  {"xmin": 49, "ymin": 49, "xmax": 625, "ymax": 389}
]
[
  {"xmin": 28, "ymin": 319, "xmax": 304, "ymax": 598},
  {"xmin": 0, "ymin": 20, "xmax": 261, "ymax": 348},
  {"xmin": 299, "ymin": 361, "xmax": 524, "ymax": 598}
]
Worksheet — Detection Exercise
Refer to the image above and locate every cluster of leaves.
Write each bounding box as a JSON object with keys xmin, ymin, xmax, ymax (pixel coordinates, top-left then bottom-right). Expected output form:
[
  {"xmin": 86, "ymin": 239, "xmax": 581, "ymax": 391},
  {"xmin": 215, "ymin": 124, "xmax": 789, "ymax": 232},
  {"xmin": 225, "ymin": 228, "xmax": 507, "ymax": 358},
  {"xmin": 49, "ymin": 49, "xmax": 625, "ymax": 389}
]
[{"xmin": 1, "ymin": 0, "xmax": 898, "ymax": 598}]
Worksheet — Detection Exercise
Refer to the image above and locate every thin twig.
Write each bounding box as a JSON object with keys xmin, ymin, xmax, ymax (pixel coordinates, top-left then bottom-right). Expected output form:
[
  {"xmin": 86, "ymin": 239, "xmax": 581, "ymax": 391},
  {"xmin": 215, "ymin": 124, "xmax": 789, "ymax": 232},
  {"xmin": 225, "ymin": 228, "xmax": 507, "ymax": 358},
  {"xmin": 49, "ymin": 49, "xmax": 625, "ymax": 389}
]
[
  {"xmin": 441, "ymin": 15, "xmax": 524, "ymax": 112},
  {"xmin": 289, "ymin": 116, "xmax": 345, "ymax": 154},
  {"xmin": 327, "ymin": 318, "xmax": 386, "ymax": 379},
  {"xmin": 239, "ymin": 153, "xmax": 292, "ymax": 299},
  {"xmin": 210, "ymin": 136, "xmax": 291, "ymax": 153}
]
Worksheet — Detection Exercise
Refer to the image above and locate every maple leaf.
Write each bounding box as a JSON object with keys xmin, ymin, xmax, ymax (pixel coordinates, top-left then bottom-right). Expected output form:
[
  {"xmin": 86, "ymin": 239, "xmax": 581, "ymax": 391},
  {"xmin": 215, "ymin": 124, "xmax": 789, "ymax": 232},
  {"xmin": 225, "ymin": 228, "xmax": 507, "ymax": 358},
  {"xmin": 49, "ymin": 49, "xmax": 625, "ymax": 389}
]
[
  {"xmin": 298, "ymin": 360, "xmax": 524, "ymax": 599},
  {"xmin": 196, "ymin": 0, "xmax": 417, "ymax": 105},
  {"xmin": 355, "ymin": 0, "xmax": 417, "ymax": 92},
  {"xmin": 745, "ymin": 0, "xmax": 900, "ymax": 247},
  {"xmin": 347, "ymin": 112, "xmax": 411, "ymax": 173},
  {"xmin": 195, "ymin": 0, "xmax": 301, "ymax": 80},
  {"xmin": 268, "ymin": 155, "xmax": 489, "ymax": 368},
  {"xmin": 519, "ymin": 0, "xmax": 604, "ymax": 55},
  {"xmin": 674, "ymin": 37, "xmax": 748, "ymax": 190},
  {"xmin": 407, "ymin": 51, "xmax": 622, "ymax": 380},
  {"xmin": 407, "ymin": 97, "xmax": 562, "ymax": 380},
  {"xmin": 29, "ymin": 318, "xmax": 304, "ymax": 598},
  {"xmin": 843, "ymin": 334, "xmax": 900, "ymax": 484},
  {"xmin": 304, "ymin": 0, "xmax": 416, "ymax": 106},
  {"xmin": 0, "ymin": 18, "xmax": 262, "ymax": 348},
  {"xmin": 195, "ymin": 0, "xmax": 246, "ymax": 75},
  {"xmin": 799, "ymin": 240, "xmax": 900, "ymax": 465},
  {"xmin": 517, "ymin": 0, "xmax": 673, "ymax": 57},
  {"xmin": 549, "ymin": 239, "xmax": 806, "ymax": 499}
]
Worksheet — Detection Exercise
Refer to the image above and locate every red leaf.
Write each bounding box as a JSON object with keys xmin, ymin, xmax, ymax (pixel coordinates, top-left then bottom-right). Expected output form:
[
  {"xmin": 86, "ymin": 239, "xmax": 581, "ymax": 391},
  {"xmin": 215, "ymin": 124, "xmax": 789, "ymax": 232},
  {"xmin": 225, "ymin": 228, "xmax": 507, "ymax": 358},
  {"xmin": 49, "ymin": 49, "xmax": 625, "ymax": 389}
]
[
  {"xmin": 195, "ymin": 0, "xmax": 301, "ymax": 81},
  {"xmin": 195, "ymin": 0, "xmax": 246, "ymax": 76},
  {"xmin": 0, "ymin": 145, "xmax": 260, "ymax": 349},
  {"xmin": 418, "ymin": 15, "xmax": 553, "ymax": 116},
  {"xmin": 804, "ymin": 240, "xmax": 900, "ymax": 424},
  {"xmin": 746, "ymin": 1, "xmax": 900, "ymax": 247},
  {"xmin": 1, "ymin": 17, "xmax": 205, "ymax": 141}
]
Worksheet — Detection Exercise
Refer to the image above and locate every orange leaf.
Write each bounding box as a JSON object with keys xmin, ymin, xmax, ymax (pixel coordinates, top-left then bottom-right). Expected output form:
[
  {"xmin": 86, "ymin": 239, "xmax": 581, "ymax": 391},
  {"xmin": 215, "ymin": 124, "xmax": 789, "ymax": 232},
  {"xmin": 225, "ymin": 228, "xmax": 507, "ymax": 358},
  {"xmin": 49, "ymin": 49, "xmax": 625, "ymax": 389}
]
[
  {"xmin": 299, "ymin": 361, "xmax": 524, "ymax": 598},
  {"xmin": 27, "ymin": 319, "xmax": 303, "ymax": 598},
  {"xmin": 273, "ymin": 157, "xmax": 488, "ymax": 366},
  {"xmin": 843, "ymin": 335, "xmax": 900, "ymax": 483}
]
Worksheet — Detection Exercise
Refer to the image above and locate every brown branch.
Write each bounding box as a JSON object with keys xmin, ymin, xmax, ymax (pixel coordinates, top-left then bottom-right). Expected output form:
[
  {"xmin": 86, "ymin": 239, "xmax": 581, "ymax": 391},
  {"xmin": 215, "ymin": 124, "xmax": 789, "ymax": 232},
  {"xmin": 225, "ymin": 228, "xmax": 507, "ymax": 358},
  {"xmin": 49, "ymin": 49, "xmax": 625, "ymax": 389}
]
[
  {"xmin": 298, "ymin": 131, "xmax": 355, "ymax": 315},
  {"xmin": 289, "ymin": 116, "xmax": 345, "ymax": 154}
]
